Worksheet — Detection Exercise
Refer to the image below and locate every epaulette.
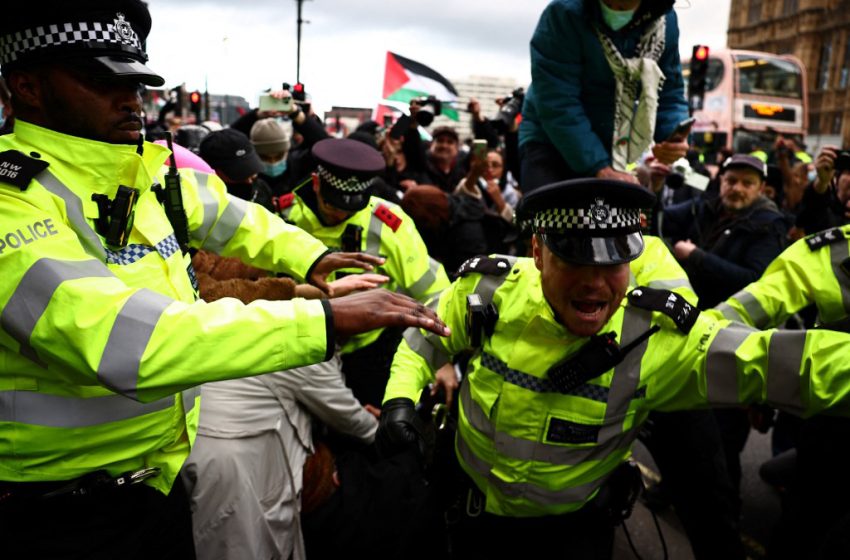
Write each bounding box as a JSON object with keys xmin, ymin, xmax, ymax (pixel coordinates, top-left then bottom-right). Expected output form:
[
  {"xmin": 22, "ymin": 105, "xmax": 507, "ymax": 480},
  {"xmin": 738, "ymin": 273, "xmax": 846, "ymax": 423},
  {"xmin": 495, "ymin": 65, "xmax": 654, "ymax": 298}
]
[
  {"xmin": 456, "ymin": 255, "xmax": 513, "ymax": 277},
  {"xmin": 628, "ymin": 286, "xmax": 699, "ymax": 334},
  {"xmin": 0, "ymin": 150, "xmax": 49, "ymax": 191},
  {"xmin": 805, "ymin": 227, "xmax": 847, "ymax": 251},
  {"xmin": 374, "ymin": 203, "xmax": 402, "ymax": 232}
]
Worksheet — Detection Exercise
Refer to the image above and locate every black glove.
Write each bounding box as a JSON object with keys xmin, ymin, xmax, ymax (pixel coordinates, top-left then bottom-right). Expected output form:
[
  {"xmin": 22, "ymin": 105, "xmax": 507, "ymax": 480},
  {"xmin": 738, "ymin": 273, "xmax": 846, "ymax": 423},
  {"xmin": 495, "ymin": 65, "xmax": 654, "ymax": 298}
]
[{"xmin": 376, "ymin": 397, "xmax": 424, "ymax": 457}]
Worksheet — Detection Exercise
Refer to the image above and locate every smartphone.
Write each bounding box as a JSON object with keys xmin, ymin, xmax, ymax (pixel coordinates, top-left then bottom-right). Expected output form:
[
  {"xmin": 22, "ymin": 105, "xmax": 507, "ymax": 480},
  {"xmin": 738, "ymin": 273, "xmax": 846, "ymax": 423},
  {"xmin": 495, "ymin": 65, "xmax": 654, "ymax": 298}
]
[
  {"xmin": 666, "ymin": 117, "xmax": 696, "ymax": 142},
  {"xmin": 259, "ymin": 94, "xmax": 293, "ymax": 113},
  {"xmin": 472, "ymin": 139, "xmax": 488, "ymax": 159},
  {"xmin": 835, "ymin": 150, "xmax": 850, "ymax": 174}
]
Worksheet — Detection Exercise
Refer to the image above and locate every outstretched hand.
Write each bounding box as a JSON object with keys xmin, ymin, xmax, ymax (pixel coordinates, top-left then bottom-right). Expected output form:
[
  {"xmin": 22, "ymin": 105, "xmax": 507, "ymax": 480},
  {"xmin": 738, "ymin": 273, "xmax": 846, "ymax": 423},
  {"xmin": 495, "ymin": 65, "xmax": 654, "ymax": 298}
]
[
  {"xmin": 309, "ymin": 252, "xmax": 386, "ymax": 296},
  {"xmin": 328, "ymin": 289, "xmax": 451, "ymax": 338},
  {"xmin": 328, "ymin": 273, "xmax": 390, "ymax": 298}
]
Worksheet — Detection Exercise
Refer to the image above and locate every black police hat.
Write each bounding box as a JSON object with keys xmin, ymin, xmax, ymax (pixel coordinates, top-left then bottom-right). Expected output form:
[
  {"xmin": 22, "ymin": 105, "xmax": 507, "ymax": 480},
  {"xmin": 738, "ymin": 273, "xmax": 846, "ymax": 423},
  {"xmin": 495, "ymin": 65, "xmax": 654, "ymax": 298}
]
[
  {"xmin": 199, "ymin": 129, "xmax": 264, "ymax": 182},
  {"xmin": 516, "ymin": 178, "xmax": 655, "ymax": 265},
  {"xmin": 312, "ymin": 138, "xmax": 385, "ymax": 212},
  {"xmin": 0, "ymin": 0, "xmax": 163, "ymax": 87}
]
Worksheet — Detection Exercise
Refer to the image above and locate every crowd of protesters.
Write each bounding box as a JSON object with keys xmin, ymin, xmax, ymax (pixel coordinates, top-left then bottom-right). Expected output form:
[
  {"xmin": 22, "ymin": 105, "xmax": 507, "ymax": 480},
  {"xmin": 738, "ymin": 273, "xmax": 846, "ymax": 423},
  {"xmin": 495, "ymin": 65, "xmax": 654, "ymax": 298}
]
[{"xmin": 5, "ymin": 1, "xmax": 850, "ymax": 560}]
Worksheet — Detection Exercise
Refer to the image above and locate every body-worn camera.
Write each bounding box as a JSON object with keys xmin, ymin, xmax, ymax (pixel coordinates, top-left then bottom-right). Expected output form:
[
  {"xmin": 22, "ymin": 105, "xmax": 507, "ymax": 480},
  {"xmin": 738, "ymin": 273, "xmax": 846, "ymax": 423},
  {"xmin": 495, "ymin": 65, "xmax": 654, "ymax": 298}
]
[{"xmin": 412, "ymin": 95, "xmax": 442, "ymax": 127}]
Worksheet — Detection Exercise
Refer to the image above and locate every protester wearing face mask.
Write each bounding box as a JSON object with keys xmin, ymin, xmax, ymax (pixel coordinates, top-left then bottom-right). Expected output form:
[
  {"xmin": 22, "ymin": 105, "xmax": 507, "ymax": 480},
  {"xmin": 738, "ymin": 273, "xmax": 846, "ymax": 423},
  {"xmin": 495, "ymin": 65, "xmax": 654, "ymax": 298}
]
[
  {"xmin": 519, "ymin": 0, "xmax": 690, "ymax": 192},
  {"xmin": 200, "ymin": 128, "xmax": 276, "ymax": 212},
  {"xmin": 251, "ymin": 118, "xmax": 292, "ymax": 196}
]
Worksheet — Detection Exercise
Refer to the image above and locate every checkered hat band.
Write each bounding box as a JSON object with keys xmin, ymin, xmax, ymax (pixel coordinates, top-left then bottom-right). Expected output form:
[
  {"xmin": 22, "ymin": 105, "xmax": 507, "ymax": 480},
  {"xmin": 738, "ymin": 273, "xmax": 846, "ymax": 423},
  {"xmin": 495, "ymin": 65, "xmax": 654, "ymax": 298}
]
[
  {"xmin": 532, "ymin": 206, "xmax": 640, "ymax": 233},
  {"xmin": 0, "ymin": 20, "xmax": 144, "ymax": 65},
  {"xmin": 317, "ymin": 165, "xmax": 376, "ymax": 194}
]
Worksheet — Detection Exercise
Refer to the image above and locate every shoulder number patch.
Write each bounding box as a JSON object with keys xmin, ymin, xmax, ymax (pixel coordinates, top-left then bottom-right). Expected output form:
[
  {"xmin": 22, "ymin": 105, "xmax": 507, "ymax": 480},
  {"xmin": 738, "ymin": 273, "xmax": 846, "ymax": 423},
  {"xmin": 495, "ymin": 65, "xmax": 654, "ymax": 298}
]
[
  {"xmin": 628, "ymin": 286, "xmax": 699, "ymax": 334},
  {"xmin": 805, "ymin": 227, "xmax": 847, "ymax": 251},
  {"xmin": 0, "ymin": 150, "xmax": 49, "ymax": 191},
  {"xmin": 456, "ymin": 255, "xmax": 513, "ymax": 277},
  {"xmin": 374, "ymin": 203, "xmax": 402, "ymax": 232}
]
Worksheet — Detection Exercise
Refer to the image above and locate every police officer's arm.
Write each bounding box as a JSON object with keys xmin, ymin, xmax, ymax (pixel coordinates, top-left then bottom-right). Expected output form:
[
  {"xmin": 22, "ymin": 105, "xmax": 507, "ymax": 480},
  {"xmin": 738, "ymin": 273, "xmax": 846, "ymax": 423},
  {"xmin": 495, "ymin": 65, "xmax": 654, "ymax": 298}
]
[
  {"xmin": 644, "ymin": 312, "xmax": 850, "ymax": 417},
  {"xmin": 180, "ymin": 169, "xmax": 378, "ymax": 285},
  {"xmin": 384, "ymin": 274, "xmax": 476, "ymax": 404},
  {"xmin": 712, "ymin": 234, "xmax": 842, "ymax": 328},
  {"xmin": 0, "ymin": 190, "xmax": 447, "ymax": 404},
  {"xmin": 529, "ymin": 3, "xmax": 610, "ymax": 176}
]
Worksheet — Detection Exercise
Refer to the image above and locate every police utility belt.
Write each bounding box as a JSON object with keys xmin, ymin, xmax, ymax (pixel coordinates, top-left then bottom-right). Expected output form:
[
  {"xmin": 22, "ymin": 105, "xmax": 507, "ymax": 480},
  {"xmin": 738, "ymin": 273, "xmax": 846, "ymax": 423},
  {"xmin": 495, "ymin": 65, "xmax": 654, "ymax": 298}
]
[{"xmin": 0, "ymin": 467, "xmax": 160, "ymax": 505}]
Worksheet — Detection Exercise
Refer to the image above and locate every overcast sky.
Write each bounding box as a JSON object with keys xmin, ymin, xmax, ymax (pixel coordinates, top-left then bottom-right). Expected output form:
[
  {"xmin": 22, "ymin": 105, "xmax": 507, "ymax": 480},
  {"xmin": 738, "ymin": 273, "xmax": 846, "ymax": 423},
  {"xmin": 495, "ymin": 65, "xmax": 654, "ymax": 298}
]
[{"xmin": 144, "ymin": 0, "xmax": 731, "ymax": 116}]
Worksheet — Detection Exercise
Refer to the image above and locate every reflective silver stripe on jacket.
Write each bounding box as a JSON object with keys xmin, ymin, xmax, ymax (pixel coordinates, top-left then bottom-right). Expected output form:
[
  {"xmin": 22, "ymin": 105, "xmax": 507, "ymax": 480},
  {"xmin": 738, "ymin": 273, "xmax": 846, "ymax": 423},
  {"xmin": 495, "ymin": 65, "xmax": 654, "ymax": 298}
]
[
  {"xmin": 830, "ymin": 241, "xmax": 850, "ymax": 316},
  {"xmin": 459, "ymin": 379, "xmax": 640, "ymax": 466},
  {"xmin": 367, "ymin": 208, "xmax": 383, "ymax": 255},
  {"xmin": 647, "ymin": 278, "xmax": 691, "ymax": 291},
  {"xmin": 97, "ymin": 289, "xmax": 174, "ymax": 400},
  {"xmin": 37, "ymin": 170, "xmax": 107, "ymax": 262},
  {"xmin": 765, "ymin": 330, "xmax": 806, "ymax": 415},
  {"xmin": 714, "ymin": 300, "xmax": 747, "ymax": 325},
  {"xmin": 0, "ymin": 391, "xmax": 177, "ymax": 428},
  {"xmin": 456, "ymin": 431, "xmax": 605, "ymax": 507},
  {"xmin": 717, "ymin": 289, "xmax": 769, "ymax": 328},
  {"xmin": 190, "ymin": 173, "xmax": 218, "ymax": 244},
  {"xmin": 406, "ymin": 257, "xmax": 441, "ymax": 300},
  {"xmin": 598, "ymin": 307, "xmax": 651, "ymax": 442},
  {"xmin": 202, "ymin": 195, "xmax": 248, "ymax": 253},
  {"xmin": 404, "ymin": 326, "xmax": 450, "ymax": 371},
  {"xmin": 704, "ymin": 324, "xmax": 753, "ymax": 404},
  {"xmin": 472, "ymin": 256, "xmax": 518, "ymax": 305},
  {"xmin": 1, "ymin": 258, "xmax": 113, "ymax": 365}
]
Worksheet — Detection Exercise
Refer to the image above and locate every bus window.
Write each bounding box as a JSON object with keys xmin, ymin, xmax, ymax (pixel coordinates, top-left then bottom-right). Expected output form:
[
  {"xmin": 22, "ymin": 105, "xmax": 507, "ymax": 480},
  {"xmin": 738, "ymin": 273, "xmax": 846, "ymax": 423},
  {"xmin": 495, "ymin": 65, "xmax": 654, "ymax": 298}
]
[
  {"xmin": 734, "ymin": 54, "xmax": 802, "ymax": 99},
  {"xmin": 682, "ymin": 58, "xmax": 725, "ymax": 93}
]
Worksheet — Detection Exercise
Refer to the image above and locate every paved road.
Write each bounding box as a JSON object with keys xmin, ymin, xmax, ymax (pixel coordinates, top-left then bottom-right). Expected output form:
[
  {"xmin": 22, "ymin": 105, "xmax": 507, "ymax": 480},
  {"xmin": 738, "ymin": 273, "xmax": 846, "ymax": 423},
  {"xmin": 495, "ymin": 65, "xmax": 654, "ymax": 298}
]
[{"xmin": 613, "ymin": 429, "xmax": 780, "ymax": 560}]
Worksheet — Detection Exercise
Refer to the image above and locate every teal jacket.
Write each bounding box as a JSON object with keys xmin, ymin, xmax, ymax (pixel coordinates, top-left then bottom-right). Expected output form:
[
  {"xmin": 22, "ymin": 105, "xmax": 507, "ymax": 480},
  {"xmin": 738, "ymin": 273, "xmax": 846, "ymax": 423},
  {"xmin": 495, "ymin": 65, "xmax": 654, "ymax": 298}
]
[{"xmin": 519, "ymin": 0, "xmax": 688, "ymax": 175}]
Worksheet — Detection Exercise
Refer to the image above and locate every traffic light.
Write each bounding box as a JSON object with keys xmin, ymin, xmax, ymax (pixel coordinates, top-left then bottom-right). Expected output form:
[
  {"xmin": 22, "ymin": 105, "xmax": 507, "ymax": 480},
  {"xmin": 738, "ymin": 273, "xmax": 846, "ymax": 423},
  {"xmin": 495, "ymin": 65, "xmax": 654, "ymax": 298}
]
[
  {"xmin": 688, "ymin": 45, "xmax": 710, "ymax": 112},
  {"xmin": 189, "ymin": 90, "xmax": 202, "ymax": 121},
  {"xmin": 292, "ymin": 82, "xmax": 306, "ymax": 102}
]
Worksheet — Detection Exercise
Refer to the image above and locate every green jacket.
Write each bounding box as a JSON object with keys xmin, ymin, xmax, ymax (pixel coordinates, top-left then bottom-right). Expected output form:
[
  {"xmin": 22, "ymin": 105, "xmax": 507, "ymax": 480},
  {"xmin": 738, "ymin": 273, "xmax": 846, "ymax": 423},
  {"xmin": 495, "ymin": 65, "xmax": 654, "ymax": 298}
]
[
  {"xmin": 713, "ymin": 225, "xmax": 850, "ymax": 329},
  {"xmin": 0, "ymin": 120, "xmax": 333, "ymax": 493},
  {"xmin": 283, "ymin": 187, "xmax": 449, "ymax": 351},
  {"xmin": 386, "ymin": 248, "xmax": 850, "ymax": 517}
]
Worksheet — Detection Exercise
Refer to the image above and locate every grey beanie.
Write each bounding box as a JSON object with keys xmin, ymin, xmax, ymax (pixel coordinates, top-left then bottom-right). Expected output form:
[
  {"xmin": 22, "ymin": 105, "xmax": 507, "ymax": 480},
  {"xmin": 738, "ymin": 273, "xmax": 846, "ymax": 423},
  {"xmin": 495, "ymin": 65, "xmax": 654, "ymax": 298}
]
[{"xmin": 250, "ymin": 118, "xmax": 291, "ymax": 155}]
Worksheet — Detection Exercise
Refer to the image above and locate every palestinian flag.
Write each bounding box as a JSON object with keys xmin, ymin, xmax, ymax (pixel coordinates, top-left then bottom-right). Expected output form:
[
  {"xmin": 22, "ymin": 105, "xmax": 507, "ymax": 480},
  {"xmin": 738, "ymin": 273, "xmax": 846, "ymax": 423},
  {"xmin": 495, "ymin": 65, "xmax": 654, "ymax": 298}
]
[{"xmin": 378, "ymin": 51, "xmax": 459, "ymax": 122}]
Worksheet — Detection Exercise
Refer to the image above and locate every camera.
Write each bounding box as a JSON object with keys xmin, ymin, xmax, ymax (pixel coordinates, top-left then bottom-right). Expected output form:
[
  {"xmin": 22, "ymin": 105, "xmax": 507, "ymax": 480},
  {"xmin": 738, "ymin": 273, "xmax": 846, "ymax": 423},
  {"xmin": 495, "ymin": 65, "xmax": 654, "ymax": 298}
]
[
  {"xmin": 494, "ymin": 88, "xmax": 525, "ymax": 132},
  {"xmin": 836, "ymin": 150, "xmax": 850, "ymax": 175},
  {"xmin": 412, "ymin": 95, "xmax": 442, "ymax": 127},
  {"xmin": 665, "ymin": 158, "xmax": 710, "ymax": 191}
]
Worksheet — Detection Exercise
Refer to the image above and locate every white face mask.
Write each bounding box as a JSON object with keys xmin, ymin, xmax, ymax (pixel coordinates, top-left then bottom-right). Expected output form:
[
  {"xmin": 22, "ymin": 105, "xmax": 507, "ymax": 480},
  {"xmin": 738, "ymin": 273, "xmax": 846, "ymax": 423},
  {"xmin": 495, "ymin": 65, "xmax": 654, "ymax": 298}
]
[{"xmin": 599, "ymin": 0, "xmax": 637, "ymax": 31}]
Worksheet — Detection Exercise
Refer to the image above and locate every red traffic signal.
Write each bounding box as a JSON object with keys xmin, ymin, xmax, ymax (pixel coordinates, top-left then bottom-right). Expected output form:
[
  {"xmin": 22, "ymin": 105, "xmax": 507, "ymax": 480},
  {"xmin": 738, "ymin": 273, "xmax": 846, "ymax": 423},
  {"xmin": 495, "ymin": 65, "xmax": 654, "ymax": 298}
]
[
  {"xmin": 189, "ymin": 91, "xmax": 201, "ymax": 104},
  {"xmin": 694, "ymin": 45, "xmax": 709, "ymax": 61},
  {"xmin": 293, "ymin": 83, "xmax": 304, "ymax": 94}
]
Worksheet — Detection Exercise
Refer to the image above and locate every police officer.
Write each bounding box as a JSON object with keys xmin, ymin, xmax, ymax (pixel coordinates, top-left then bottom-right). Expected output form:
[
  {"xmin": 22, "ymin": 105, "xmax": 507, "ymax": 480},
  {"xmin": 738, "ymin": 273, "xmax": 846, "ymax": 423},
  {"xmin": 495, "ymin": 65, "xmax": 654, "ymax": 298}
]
[
  {"xmin": 378, "ymin": 178, "xmax": 850, "ymax": 559},
  {"xmin": 0, "ymin": 2, "xmax": 448, "ymax": 558},
  {"xmin": 280, "ymin": 137, "xmax": 450, "ymax": 406},
  {"xmin": 714, "ymin": 224, "xmax": 850, "ymax": 559}
]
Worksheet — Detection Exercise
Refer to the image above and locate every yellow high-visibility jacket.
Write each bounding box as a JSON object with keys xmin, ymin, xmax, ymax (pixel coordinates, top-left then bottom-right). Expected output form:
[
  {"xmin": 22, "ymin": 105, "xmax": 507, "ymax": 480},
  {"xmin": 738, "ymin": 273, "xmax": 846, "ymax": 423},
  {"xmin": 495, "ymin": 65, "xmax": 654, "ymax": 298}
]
[
  {"xmin": 386, "ymin": 250, "xmax": 850, "ymax": 517},
  {"xmin": 714, "ymin": 225, "xmax": 850, "ymax": 329},
  {"xmin": 0, "ymin": 120, "xmax": 334, "ymax": 493}
]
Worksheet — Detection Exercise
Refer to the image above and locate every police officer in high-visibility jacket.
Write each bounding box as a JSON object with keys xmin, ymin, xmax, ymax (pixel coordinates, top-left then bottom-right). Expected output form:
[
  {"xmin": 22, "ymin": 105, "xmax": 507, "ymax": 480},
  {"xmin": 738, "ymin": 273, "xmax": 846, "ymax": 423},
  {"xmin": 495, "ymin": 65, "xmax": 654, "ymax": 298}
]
[
  {"xmin": 714, "ymin": 224, "xmax": 850, "ymax": 559},
  {"xmin": 0, "ymin": 2, "xmax": 448, "ymax": 557},
  {"xmin": 280, "ymin": 138, "xmax": 450, "ymax": 406},
  {"xmin": 378, "ymin": 178, "xmax": 850, "ymax": 559}
]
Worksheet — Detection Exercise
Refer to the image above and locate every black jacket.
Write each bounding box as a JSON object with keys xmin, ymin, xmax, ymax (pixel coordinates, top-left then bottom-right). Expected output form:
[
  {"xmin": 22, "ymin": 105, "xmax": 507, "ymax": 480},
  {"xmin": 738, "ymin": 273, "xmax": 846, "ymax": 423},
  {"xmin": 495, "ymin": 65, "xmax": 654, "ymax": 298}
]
[{"xmin": 663, "ymin": 195, "xmax": 789, "ymax": 308}]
